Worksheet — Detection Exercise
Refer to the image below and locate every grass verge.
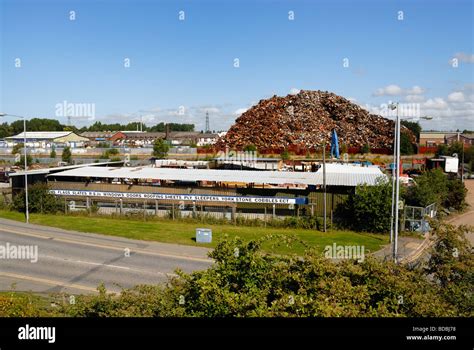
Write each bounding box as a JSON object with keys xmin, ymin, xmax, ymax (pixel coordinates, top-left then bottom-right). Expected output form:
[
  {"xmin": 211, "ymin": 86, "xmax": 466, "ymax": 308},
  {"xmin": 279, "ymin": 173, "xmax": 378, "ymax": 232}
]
[{"xmin": 0, "ymin": 210, "xmax": 388, "ymax": 255}]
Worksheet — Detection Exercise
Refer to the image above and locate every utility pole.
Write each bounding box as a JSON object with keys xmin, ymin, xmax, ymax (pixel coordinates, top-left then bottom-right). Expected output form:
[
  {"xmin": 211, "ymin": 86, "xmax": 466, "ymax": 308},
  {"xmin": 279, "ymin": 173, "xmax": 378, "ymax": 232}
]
[
  {"xmin": 205, "ymin": 112, "xmax": 210, "ymax": 133},
  {"xmin": 323, "ymin": 142, "xmax": 327, "ymax": 232},
  {"xmin": 393, "ymin": 104, "xmax": 400, "ymax": 263},
  {"xmin": 390, "ymin": 125, "xmax": 397, "ymax": 244}
]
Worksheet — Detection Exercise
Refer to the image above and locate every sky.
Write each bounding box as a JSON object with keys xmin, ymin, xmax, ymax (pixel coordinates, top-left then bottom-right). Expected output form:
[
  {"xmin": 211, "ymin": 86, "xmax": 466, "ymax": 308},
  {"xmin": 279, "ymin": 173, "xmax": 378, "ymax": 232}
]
[{"xmin": 0, "ymin": 0, "xmax": 473, "ymax": 131}]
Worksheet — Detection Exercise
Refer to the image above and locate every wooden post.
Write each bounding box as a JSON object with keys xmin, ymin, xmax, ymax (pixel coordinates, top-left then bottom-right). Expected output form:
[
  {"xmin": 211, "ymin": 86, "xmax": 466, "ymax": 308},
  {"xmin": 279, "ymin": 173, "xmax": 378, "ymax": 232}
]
[
  {"xmin": 119, "ymin": 199, "xmax": 123, "ymax": 215},
  {"xmin": 172, "ymin": 203, "xmax": 175, "ymax": 220},
  {"xmin": 264, "ymin": 206, "xmax": 267, "ymax": 228},
  {"xmin": 155, "ymin": 200, "xmax": 158, "ymax": 216},
  {"xmin": 272, "ymin": 204, "xmax": 276, "ymax": 219}
]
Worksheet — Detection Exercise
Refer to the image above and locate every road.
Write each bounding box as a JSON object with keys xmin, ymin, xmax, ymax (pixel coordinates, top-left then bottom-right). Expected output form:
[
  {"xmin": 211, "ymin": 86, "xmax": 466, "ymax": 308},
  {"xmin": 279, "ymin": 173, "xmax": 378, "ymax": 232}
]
[
  {"xmin": 0, "ymin": 218, "xmax": 213, "ymax": 294},
  {"xmin": 448, "ymin": 179, "xmax": 474, "ymax": 245}
]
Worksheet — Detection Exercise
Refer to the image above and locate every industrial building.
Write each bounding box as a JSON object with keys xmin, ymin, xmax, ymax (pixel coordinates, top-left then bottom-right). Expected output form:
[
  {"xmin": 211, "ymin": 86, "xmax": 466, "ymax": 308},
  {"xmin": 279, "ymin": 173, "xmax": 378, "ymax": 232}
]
[
  {"xmin": 108, "ymin": 131, "xmax": 220, "ymax": 147},
  {"xmin": 5, "ymin": 131, "xmax": 89, "ymax": 148},
  {"xmin": 11, "ymin": 163, "xmax": 387, "ymax": 220}
]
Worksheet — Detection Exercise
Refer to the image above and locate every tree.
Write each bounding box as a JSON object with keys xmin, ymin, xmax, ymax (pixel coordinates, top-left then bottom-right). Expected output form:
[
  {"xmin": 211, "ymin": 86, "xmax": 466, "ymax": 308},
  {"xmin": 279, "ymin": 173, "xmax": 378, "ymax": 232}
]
[
  {"xmin": 152, "ymin": 139, "xmax": 169, "ymax": 159},
  {"xmin": 280, "ymin": 149, "xmax": 290, "ymax": 161},
  {"xmin": 401, "ymin": 120, "xmax": 421, "ymax": 142},
  {"xmin": 243, "ymin": 144, "xmax": 257, "ymax": 153},
  {"xmin": 400, "ymin": 132, "xmax": 415, "ymax": 155},
  {"xmin": 11, "ymin": 143, "xmax": 23, "ymax": 155},
  {"xmin": 62, "ymin": 146, "xmax": 72, "ymax": 164},
  {"xmin": 404, "ymin": 168, "xmax": 448, "ymax": 207},
  {"xmin": 335, "ymin": 179, "xmax": 393, "ymax": 233},
  {"xmin": 50, "ymin": 146, "xmax": 57, "ymax": 159},
  {"xmin": 361, "ymin": 144, "xmax": 370, "ymax": 154}
]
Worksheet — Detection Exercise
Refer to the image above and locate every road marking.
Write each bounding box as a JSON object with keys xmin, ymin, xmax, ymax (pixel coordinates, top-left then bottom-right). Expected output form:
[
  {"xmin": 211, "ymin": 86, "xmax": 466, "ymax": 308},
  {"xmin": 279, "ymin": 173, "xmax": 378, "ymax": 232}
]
[
  {"xmin": 0, "ymin": 272, "xmax": 99, "ymax": 293},
  {"xmin": 0, "ymin": 226, "xmax": 212, "ymax": 263},
  {"xmin": 39, "ymin": 254, "xmax": 178, "ymax": 277}
]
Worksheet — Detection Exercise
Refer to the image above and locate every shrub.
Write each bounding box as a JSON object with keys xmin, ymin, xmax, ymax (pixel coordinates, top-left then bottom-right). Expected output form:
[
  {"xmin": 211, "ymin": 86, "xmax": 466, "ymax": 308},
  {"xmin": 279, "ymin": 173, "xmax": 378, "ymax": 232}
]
[
  {"xmin": 336, "ymin": 179, "xmax": 392, "ymax": 233},
  {"xmin": 12, "ymin": 183, "xmax": 63, "ymax": 214},
  {"xmin": 62, "ymin": 146, "xmax": 72, "ymax": 164}
]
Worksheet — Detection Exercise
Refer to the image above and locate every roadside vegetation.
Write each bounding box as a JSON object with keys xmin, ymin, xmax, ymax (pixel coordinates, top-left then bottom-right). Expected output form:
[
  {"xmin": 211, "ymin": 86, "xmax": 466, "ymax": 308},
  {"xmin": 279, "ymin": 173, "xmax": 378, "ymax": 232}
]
[
  {"xmin": 335, "ymin": 169, "xmax": 467, "ymax": 233},
  {"xmin": 0, "ymin": 222, "xmax": 471, "ymax": 317}
]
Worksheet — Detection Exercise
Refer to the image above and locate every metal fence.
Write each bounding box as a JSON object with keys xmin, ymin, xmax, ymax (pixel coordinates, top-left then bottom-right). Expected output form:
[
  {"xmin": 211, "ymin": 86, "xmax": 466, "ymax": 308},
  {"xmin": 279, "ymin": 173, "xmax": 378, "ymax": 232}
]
[{"xmin": 403, "ymin": 203, "xmax": 437, "ymax": 233}]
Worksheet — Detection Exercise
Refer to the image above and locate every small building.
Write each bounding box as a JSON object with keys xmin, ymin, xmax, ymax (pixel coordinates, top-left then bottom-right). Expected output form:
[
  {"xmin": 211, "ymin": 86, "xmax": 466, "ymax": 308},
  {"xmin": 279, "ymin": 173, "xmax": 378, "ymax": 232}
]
[
  {"xmin": 5, "ymin": 131, "xmax": 89, "ymax": 148},
  {"xmin": 445, "ymin": 133, "xmax": 474, "ymax": 148},
  {"xmin": 80, "ymin": 131, "xmax": 116, "ymax": 142},
  {"xmin": 419, "ymin": 131, "xmax": 456, "ymax": 147},
  {"xmin": 109, "ymin": 131, "xmax": 220, "ymax": 147}
]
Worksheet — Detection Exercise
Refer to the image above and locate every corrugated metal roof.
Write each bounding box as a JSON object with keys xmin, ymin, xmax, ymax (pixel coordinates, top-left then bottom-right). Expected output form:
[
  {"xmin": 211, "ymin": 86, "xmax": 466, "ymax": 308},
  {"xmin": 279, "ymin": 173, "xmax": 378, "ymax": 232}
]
[
  {"xmin": 6, "ymin": 131, "xmax": 72, "ymax": 140},
  {"xmin": 9, "ymin": 161, "xmax": 124, "ymax": 177},
  {"xmin": 313, "ymin": 163, "xmax": 387, "ymax": 186},
  {"xmin": 48, "ymin": 163, "xmax": 386, "ymax": 186}
]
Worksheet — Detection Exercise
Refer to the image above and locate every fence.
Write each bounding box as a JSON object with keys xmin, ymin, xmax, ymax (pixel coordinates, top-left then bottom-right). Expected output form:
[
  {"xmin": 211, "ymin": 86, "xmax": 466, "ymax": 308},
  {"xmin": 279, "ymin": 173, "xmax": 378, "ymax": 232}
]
[{"xmin": 403, "ymin": 203, "xmax": 437, "ymax": 234}]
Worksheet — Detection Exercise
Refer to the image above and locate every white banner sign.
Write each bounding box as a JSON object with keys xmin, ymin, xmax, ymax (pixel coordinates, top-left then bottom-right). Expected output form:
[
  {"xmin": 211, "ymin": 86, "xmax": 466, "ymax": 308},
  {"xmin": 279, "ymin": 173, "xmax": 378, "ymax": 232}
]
[{"xmin": 49, "ymin": 189, "xmax": 307, "ymax": 205}]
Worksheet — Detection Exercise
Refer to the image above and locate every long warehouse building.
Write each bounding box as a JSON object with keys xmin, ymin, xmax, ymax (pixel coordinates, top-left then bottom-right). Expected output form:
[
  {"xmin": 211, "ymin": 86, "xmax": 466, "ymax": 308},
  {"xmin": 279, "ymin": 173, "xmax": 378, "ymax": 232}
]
[{"xmin": 11, "ymin": 163, "xmax": 386, "ymax": 219}]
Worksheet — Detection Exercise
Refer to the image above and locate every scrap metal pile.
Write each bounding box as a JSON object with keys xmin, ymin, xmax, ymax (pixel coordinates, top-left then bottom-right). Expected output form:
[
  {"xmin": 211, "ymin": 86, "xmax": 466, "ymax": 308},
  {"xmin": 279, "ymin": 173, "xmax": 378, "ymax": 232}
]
[{"xmin": 216, "ymin": 90, "xmax": 414, "ymax": 151}]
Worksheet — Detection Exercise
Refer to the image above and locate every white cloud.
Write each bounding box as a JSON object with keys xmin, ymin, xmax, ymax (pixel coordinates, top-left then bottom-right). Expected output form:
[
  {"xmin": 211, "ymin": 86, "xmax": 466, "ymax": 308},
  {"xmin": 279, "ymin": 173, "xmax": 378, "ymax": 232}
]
[
  {"xmin": 373, "ymin": 84, "xmax": 403, "ymax": 96},
  {"xmin": 423, "ymin": 97, "xmax": 448, "ymax": 110},
  {"xmin": 406, "ymin": 86, "xmax": 425, "ymax": 95},
  {"xmin": 447, "ymin": 91, "xmax": 465, "ymax": 102},
  {"xmin": 373, "ymin": 84, "xmax": 426, "ymax": 97},
  {"xmin": 405, "ymin": 95, "xmax": 425, "ymax": 102},
  {"xmin": 233, "ymin": 108, "xmax": 248, "ymax": 116},
  {"xmin": 289, "ymin": 88, "xmax": 301, "ymax": 95},
  {"xmin": 454, "ymin": 52, "xmax": 474, "ymax": 64}
]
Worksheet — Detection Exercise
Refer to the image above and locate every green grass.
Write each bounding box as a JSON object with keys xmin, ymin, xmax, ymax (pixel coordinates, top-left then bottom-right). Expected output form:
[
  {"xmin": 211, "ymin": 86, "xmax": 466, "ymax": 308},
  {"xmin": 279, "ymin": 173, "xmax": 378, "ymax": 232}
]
[{"xmin": 0, "ymin": 210, "xmax": 388, "ymax": 255}]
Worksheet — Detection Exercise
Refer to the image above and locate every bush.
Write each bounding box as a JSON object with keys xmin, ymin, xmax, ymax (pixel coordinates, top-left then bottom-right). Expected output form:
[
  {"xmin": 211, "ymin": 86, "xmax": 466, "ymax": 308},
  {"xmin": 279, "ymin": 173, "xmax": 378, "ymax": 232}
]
[
  {"xmin": 12, "ymin": 183, "xmax": 63, "ymax": 214},
  {"xmin": 59, "ymin": 224, "xmax": 472, "ymax": 317},
  {"xmin": 62, "ymin": 146, "xmax": 72, "ymax": 164},
  {"xmin": 403, "ymin": 169, "xmax": 466, "ymax": 210},
  {"xmin": 361, "ymin": 144, "xmax": 370, "ymax": 154},
  {"xmin": 15, "ymin": 155, "xmax": 33, "ymax": 168},
  {"xmin": 336, "ymin": 179, "xmax": 392, "ymax": 233}
]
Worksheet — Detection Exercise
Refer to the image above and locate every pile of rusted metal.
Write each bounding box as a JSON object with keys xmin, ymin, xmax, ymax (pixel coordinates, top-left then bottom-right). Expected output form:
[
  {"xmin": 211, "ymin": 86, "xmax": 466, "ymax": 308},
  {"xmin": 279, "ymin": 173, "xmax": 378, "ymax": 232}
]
[{"xmin": 216, "ymin": 90, "xmax": 414, "ymax": 151}]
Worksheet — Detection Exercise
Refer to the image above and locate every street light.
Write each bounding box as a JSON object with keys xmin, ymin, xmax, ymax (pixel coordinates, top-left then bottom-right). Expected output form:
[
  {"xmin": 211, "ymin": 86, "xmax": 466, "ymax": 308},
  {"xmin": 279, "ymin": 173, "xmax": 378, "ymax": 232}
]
[
  {"xmin": 388, "ymin": 103, "xmax": 432, "ymax": 262},
  {"xmin": 0, "ymin": 113, "xmax": 29, "ymax": 223}
]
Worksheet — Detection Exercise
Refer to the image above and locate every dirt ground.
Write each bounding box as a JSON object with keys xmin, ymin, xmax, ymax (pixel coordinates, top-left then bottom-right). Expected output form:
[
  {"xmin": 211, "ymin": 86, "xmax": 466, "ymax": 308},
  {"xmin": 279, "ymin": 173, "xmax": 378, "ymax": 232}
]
[{"xmin": 448, "ymin": 179, "xmax": 474, "ymax": 245}]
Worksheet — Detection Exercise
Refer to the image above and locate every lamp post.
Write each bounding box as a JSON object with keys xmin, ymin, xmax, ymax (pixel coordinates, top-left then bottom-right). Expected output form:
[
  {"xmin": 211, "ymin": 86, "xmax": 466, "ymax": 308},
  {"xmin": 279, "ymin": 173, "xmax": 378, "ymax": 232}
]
[
  {"xmin": 387, "ymin": 104, "xmax": 432, "ymax": 262},
  {"xmin": 0, "ymin": 113, "xmax": 29, "ymax": 223}
]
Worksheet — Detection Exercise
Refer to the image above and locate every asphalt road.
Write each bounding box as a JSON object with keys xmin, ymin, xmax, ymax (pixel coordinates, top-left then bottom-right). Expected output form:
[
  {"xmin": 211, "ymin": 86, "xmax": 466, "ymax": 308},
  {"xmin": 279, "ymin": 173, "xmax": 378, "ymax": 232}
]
[
  {"xmin": 448, "ymin": 179, "xmax": 474, "ymax": 245},
  {"xmin": 0, "ymin": 218, "xmax": 213, "ymax": 294}
]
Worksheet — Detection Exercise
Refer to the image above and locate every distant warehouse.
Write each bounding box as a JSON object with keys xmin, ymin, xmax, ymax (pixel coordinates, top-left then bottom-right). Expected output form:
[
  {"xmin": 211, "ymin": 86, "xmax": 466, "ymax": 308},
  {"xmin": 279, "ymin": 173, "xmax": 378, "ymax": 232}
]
[
  {"xmin": 11, "ymin": 163, "xmax": 387, "ymax": 220},
  {"xmin": 5, "ymin": 131, "xmax": 89, "ymax": 148}
]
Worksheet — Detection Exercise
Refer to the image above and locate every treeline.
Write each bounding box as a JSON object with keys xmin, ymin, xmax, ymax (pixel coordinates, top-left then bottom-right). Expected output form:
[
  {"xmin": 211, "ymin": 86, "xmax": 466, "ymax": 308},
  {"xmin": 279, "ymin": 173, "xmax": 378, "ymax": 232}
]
[{"xmin": 0, "ymin": 118, "xmax": 195, "ymax": 138}]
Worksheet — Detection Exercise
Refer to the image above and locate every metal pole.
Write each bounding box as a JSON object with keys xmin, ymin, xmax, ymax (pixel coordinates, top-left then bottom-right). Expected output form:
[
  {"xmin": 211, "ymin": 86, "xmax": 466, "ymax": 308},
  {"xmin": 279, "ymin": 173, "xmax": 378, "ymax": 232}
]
[
  {"xmin": 323, "ymin": 143, "xmax": 327, "ymax": 232},
  {"xmin": 23, "ymin": 118, "xmax": 29, "ymax": 224},
  {"xmin": 390, "ymin": 126, "xmax": 397, "ymax": 244},
  {"xmin": 393, "ymin": 106, "xmax": 401, "ymax": 263}
]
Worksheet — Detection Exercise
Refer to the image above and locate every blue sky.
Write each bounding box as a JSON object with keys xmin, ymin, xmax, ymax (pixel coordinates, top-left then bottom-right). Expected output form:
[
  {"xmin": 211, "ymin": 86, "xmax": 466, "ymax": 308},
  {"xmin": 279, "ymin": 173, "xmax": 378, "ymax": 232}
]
[{"xmin": 1, "ymin": 0, "xmax": 473, "ymax": 131}]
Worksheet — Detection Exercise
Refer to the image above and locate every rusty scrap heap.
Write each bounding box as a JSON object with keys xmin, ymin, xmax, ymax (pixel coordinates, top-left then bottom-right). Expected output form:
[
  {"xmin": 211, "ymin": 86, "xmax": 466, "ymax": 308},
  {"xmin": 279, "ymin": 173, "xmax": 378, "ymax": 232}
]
[{"xmin": 216, "ymin": 90, "xmax": 414, "ymax": 151}]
